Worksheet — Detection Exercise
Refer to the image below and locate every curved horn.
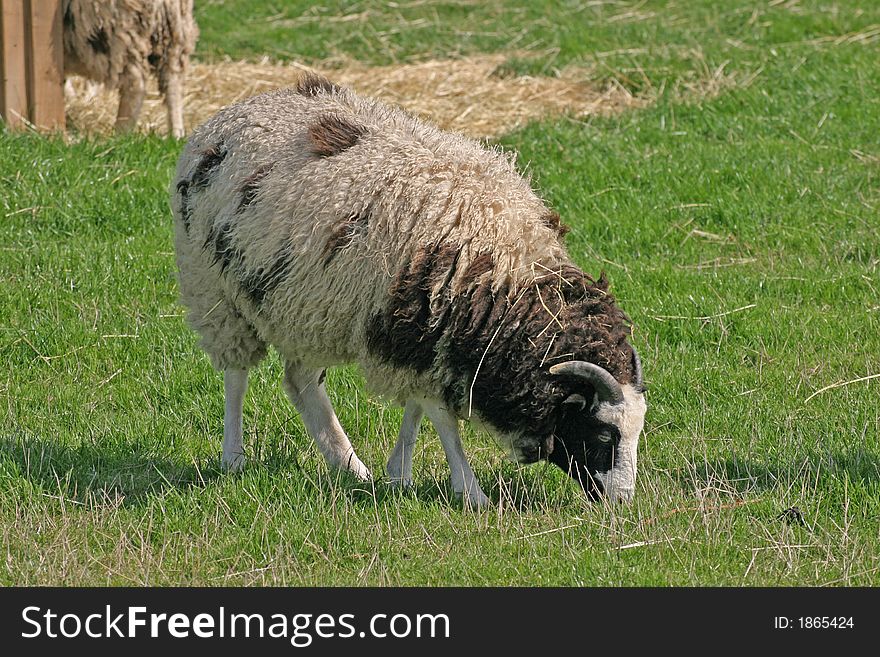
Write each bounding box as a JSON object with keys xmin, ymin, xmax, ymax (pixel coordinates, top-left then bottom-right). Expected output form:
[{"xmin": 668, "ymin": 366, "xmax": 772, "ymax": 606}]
[
  {"xmin": 632, "ymin": 347, "xmax": 643, "ymax": 388},
  {"xmin": 549, "ymin": 361, "xmax": 624, "ymax": 405}
]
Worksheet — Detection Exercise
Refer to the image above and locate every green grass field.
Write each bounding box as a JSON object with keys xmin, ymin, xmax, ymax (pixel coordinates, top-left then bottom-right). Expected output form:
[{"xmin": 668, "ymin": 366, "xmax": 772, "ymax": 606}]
[{"xmin": 1, "ymin": 0, "xmax": 878, "ymax": 585}]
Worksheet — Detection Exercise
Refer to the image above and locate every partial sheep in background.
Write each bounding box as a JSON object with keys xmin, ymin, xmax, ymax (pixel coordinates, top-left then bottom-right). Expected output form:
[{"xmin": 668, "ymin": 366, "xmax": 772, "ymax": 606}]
[
  {"xmin": 62, "ymin": 0, "xmax": 198, "ymax": 138},
  {"xmin": 171, "ymin": 74, "xmax": 647, "ymax": 508}
]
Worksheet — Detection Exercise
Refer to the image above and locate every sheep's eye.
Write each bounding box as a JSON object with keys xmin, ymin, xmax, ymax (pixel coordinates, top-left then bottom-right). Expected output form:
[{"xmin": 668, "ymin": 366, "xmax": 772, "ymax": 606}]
[{"xmin": 597, "ymin": 432, "xmax": 613, "ymax": 444}]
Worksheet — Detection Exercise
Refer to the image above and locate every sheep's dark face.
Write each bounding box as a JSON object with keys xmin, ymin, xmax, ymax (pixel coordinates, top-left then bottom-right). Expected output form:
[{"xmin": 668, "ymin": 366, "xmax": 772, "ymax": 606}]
[{"xmin": 547, "ymin": 385, "xmax": 646, "ymax": 502}]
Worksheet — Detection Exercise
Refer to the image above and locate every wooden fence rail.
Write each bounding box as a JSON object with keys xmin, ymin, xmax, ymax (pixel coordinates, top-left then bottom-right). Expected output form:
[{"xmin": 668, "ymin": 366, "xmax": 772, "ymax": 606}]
[{"xmin": 1, "ymin": 0, "xmax": 64, "ymax": 131}]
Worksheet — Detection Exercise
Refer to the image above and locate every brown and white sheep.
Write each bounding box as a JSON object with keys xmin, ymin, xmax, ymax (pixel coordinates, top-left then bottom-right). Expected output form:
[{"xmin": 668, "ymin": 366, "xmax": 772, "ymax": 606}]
[
  {"xmin": 63, "ymin": 0, "xmax": 198, "ymax": 137},
  {"xmin": 171, "ymin": 74, "xmax": 647, "ymax": 507}
]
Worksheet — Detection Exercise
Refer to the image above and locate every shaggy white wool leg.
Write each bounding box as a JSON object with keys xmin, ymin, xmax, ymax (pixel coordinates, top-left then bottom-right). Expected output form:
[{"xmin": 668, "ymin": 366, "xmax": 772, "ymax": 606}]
[
  {"xmin": 222, "ymin": 367, "xmax": 249, "ymax": 471},
  {"xmin": 282, "ymin": 363, "xmax": 372, "ymax": 481},
  {"xmin": 422, "ymin": 401, "xmax": 489, "ymax": 509},
  {"xmin": 386, "ymin": 400, "xmax": 423, "ymax": 487}
]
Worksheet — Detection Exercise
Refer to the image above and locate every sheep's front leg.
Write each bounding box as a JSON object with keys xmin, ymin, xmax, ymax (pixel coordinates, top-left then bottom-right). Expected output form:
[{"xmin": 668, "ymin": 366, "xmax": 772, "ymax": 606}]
[
  {"xmin": 115, "ymin": 64, "xmax": 146, "ymax": 133},
  {"xmin": 163, "ymin": 69, "xmax": 186, "ymax": 138},
  {"xmin": 422, "ymin": 401, "xmax": 489, "ymax": 509},
  {"xmin": 386, "ymin": 400, "xmax": 423, "ymax": 487},
  {"xmin": 282, "ymin": 362, "xmax": 371, "ymax": 481},
  {"xmin": 222, "ymin": 367, "xmax": 249, "ymax": 471}
]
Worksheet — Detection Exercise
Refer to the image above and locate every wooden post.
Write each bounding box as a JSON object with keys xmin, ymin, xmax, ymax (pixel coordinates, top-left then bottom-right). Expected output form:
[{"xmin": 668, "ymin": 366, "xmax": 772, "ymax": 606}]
[
  {"xmin": 0, "ymin": 0, "xmax": 28, "ymax": 129},
  {"xmin": 24, "ymin": 0, "xmax": 64, "ymax": 131},
  {"xmin": 1, "ymin": 0, "xmax": 64, "ymax": 132}
]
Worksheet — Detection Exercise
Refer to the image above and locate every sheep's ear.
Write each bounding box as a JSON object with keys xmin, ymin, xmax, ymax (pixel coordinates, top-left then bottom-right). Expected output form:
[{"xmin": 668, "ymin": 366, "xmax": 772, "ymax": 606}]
[{"xmin": 562, "ymin": 393, "xmax": 587, "ymax": 411}]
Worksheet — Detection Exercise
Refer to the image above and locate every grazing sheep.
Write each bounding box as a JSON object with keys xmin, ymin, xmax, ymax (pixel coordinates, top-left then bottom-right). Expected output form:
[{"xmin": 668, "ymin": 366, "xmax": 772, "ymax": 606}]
[
  {"xmin": 62, "ymin": 0, "xmax": 198, "ymax": 137},
  {"xmin": 171, "ymin": 74, "xmax": 647, "ymax": 507}
]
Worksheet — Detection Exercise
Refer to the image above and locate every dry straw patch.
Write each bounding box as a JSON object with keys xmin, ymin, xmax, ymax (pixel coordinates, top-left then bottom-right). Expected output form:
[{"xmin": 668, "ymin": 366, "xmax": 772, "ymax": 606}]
[{"xmin": 64, "ymin": 54, "xmax": 645, "ymax": 139}]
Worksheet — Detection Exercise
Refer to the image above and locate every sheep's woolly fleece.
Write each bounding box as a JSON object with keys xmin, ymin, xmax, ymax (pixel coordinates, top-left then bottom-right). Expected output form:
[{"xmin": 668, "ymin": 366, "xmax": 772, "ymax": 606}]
[
  {"xmin": 171, "ymin": 75, "xmax": 642, "ymax": 468},
  {"xmin": 64, "ymin": 55, "xmax": 644, "ymax": 139}
]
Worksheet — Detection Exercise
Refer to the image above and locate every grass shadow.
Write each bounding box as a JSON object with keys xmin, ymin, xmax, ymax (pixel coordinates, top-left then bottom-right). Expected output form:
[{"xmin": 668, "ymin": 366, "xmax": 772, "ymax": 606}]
[
  {"xmin": 314, "ymin": 472, "xmax": 459, "ymax": 508},
  {"xmin": 0, "ymin": 434, "xmax": 223, "ymax": 508},
  {"xmin": 333, "ymin": 458, "xmax": 593, "ymax": 512},
  {"xmin": 671, "ymin": 448, "xmax": 880, "ymax": 498},
  {"xmin": 484, "ymin": 462, "xmax": 585, "ymax": 512}
]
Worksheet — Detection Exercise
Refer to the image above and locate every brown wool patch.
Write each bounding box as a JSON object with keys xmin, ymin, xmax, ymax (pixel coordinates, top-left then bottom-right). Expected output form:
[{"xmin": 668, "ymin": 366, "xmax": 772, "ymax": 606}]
[
  {"xmin": 541, "ymin": 210, "xmax": 570, "ymax": 238},
  {"xmin": 461, "ymin": 253, "xmax": 494, "ymax": 286},
  {"xmin": 237, "ymin": 163, "xmax": 275, "ymax": 213},
  {"xmin": 365, "ymin": 243, "xmax": 461, "ymax": 373},
  {"xmin": 191, "ymin": 143, "xmax": 227, "ymax": 188},
  {"xmin": 87, "ymin": 29, "xmax": 110, "ymax": 55},
  {"xmin": 177, "ymin": 180, "xmax": 192, "ymax": 233},
  {"xmin": 239, "ymin": 240, "xmax": 293, "ymax": 308},
  {"xmin": 426, "ymin": 243, "xmax": 461, "ymax": 292},
  {"xmin": 205, "ymin": 221, "xmax": 238, "ymax": 275},
  {"xmin": 178, "ymin": 143, "xmax": 226, "ymax": 234},
  {"xmin": 295, "ymin": 72, "xmax": 342, "ymax": 97},
  {"xmin": 323, "ymin": 209, "xmax": 370, "ymax": 265},
  {"xmin": 308, "ymin": 114, "xmax": 367, "ymax": 157}
]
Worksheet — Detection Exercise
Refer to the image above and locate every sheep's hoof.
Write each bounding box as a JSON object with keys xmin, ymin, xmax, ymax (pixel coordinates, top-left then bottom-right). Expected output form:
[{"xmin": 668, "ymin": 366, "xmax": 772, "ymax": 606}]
[
  {"xmin": 386, "ymin": 475, "xmax": 414, "ymax": 489},
  {"xmin": 222, "ymin": 452, "xmax": 246, "ymax": 472},
  {"xmin": 459, "ymin": 488, "xmax": 490, "ymax": 510},
  {"xmin": 343, "ymin": 455, "xmax": 372, "ymax": 482},
  {"xmin": 351, "ymin": 465, "xmax": 373, "ymax": 482}
]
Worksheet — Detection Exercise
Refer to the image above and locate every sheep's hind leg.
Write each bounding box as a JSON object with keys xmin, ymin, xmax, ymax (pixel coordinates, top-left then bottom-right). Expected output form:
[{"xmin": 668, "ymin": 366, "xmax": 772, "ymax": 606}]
[
  {"xmin": 386, "ymin": 400, "xmax": 423, "ymax": 487},
  {"xmin": 222, "ymin": 367, "xmax": 249, "ymax": 471},
  {"xmin": 422, "ymin": 401, "xmax": 489, "ymax": 509},
  {"xmin": 282, "ymin": 362, "xmax": 371, "ymax": 481}
]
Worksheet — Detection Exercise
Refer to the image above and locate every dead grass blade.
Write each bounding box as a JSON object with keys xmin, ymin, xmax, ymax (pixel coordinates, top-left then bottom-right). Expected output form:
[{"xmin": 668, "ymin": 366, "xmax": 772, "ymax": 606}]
[{"xmin": 804, "ymin": 372, "xmax": 880, "ymax": 403}]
